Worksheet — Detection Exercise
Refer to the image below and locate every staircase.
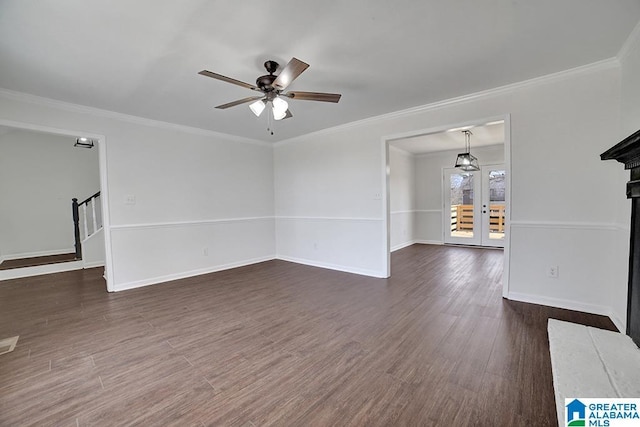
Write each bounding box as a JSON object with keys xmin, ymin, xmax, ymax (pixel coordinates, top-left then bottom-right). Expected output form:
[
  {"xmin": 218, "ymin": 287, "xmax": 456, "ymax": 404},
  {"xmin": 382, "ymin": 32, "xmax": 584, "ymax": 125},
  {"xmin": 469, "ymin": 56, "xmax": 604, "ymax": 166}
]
[
  {"xmin": 0, "ymin": 191, "xmax": 104, "ymax": 280},
  {"xmin": 72, "ymin": 191, "xmax": 103, "ymax": 259}
]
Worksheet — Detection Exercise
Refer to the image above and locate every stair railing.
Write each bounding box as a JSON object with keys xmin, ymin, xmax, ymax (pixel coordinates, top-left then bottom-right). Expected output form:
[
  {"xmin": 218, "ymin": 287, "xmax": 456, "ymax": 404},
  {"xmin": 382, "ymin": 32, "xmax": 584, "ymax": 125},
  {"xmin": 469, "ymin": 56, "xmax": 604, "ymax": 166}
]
[{"xmin": 72, "ymin": 191, "xmax": 101, "ymax": 260}]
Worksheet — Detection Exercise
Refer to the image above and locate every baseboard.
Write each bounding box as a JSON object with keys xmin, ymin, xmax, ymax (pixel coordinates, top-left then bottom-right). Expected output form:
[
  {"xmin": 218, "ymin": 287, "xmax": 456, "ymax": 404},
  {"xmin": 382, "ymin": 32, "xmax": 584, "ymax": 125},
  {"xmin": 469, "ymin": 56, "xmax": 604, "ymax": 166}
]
[
  {"xmin": 113, "ymin": 255, "xmax": 276, "ymax": 292},
  {"xmin": 391, "ymin": 240, "xmax": 415, "ymax": 252},
  {"xmin": 414, "ymin": 239, "xmax": 444, "ymax": 245},
  {"xmin": 2, "ymin": 247, "xmax": 75, "ymax": 261},
  {"xmin": 608, "ymin": 310, "xmax": 626, "ymax": 334},
  {"xmin": 83, "ymin": 261, "xmax": 105, "ymax": 269},
  {"xmin": 390, "ymin": 240, "xmax": 443, "ymax": 252},
  {"xmin": 0, "ymin": 260, "xmax": 84, "ymax": 281},
  {"xmin": 507, "ymin": 291, "xmax": 614, "ymax": 321},
  {"xmin": 276, "ymin": 255, "xmax": 386, "ymax": 278}
]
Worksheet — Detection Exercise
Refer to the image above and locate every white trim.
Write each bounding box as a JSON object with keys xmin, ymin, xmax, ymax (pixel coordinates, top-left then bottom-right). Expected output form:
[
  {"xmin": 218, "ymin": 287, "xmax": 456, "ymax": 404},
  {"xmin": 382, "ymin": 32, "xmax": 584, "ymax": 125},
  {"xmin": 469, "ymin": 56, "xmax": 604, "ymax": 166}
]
[
  {"xmin": 277, "ymin": 255, "xmax": 386, "ymax": 278},
  {"xmin": 0, "ymin": 118, "xmax": 114, "ymax": 292},
  {"xmin": 391, "ymin": 240, "xmax": 415, "ymax": 252},
  {"xmin": 388, "ymin": 145, "xmax": 413, "ymax": 156},
  {"xmin": 510, "ymin": 220, "xmax": 618, "ymax": 231},
  {"xmin": 391, "ymin": 240, "xmax": 446, "ymax": 250},
  {"xmin": 390, "ymin": 210, "xmax": 415, "ymax": 215},
  {"xmin": 391, "ymin": 240, "xmax": 445, "ymax": 250},
  {"xmin": 415, "ymin": 209, "xmax": 441, "ymax": 213},
  {"xmin": 276, "ymin": 216, "xmax": 383, "ymax": 222},
  {"xmin": 111, "ymin": 216, "xmax": 275, "ymax": 230},
  {"xmin": 275, "ymin": 58, "xmax": 618, "ymax": 147},
  {"xmin": 413, "ymin": 143, "xmax": 505, "ymax": 158},
  {"xmin": 382, "ymin": 113, "xmax": 512, "ymax": 291},
  {"xmin": 81, "ymin": 226, "xmax": 104, "ymax": 243},
  {"xmin": 383, "ymin": 137, "xmax": 391, "ymax": 277},
  {"xmin": 415, "ymin": 239, "xmax": 444, "ymax": 245},
  {"xmin": 0, "ymin": 261, "xmax": 83, "ymax": 281},
  {"xmin": 608, "ymin": 311, "xmax": 626, "ymax": 335},
  {"xmin": 502, "ymin": 115, "xmax": 512, "ymax": 298},
  {"xmin": 616, "ymin": 224, "xmax": 631, "ymax": 233},
  {"xmin": 507, "ymin": 291, "xmax": 613, "ymax": 320},
  {"xmin": 509, "ymin": 292, "xmax": 626, "ymax": 333},
  {"xmin": 82, "ymin": 261, "xmax": 105, "ymax": 269},
  {"xmin": 618, "ymin": 19, "xmax": 640, "ymax": 62},
  {"xmin": 0, "ymin": 89, "xmax": 270, "ymax": 148},
  {"xmin": 114, "ymin": 255, "xmax": 275, "ymax": 292},
  {"xmin": 1, "ymin": 248, "xmax": 75, "ymax": 261}
]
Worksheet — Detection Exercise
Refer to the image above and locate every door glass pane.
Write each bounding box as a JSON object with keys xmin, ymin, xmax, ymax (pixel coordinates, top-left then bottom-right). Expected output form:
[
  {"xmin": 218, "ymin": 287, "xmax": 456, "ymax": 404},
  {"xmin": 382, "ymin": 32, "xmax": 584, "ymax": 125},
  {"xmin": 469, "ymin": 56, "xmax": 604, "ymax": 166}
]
[
  {"xmin": 450, "ymin": 173, "xmax": 474, "ymax": 238},
  {"xmin": 488, "ymin": 170, "xmax": 506, "ymax": 240}
]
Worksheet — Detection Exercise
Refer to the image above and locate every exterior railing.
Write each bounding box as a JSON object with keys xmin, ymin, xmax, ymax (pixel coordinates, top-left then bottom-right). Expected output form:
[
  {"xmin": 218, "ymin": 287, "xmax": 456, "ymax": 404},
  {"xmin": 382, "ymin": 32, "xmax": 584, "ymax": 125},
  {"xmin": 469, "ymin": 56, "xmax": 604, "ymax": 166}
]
[{"xmin": 450, "ymin": 203, "xmax": 505, "ymax": 232}]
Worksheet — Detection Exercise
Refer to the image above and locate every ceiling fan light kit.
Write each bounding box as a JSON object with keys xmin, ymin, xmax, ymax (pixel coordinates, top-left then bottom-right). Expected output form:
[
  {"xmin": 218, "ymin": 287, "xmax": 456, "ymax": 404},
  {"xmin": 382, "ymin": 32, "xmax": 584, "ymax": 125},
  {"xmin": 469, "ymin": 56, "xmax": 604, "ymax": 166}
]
[
  {"xmin": 198, "ymin": 57, "xmax": 341, "ymax": 133},
  {"xmin": 249, "ymin": 99, "xmax": 266, "ymax": 117}
]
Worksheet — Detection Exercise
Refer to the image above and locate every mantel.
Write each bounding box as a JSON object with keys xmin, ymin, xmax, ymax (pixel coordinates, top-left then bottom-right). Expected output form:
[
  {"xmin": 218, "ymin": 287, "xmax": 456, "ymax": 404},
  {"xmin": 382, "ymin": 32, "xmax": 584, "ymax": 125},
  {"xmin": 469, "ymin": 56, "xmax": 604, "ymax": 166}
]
[
  {"xmin": 601, "ymin": 128, "xmax": 640, "ymax": 347},
  {"xmin": 601, "ymin": 129, "xmax": 640, "ymax": 171}
]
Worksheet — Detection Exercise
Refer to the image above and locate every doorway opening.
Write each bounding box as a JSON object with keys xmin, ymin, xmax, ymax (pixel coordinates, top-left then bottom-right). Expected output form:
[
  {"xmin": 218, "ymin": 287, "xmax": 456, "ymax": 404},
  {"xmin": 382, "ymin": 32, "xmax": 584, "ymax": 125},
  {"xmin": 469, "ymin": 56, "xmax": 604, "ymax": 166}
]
[
  {"xmin": 0, "ymin": 119, "xmax": 113, "ymax": 291},
  {"xmin": 383, "ymin": 115, "xmax": 511, "ymax": 296},
  {"xmin": 444, "ymin": 164, "xmax": 505, "ymax": 247}
]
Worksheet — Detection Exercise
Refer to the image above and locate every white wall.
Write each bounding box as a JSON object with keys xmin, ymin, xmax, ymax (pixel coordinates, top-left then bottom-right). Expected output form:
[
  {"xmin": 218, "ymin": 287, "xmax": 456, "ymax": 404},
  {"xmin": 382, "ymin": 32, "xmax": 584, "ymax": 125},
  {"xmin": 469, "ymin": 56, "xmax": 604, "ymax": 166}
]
[
  {"xmin": 608, "ymin": 23, "xmax": 640, "ymax": 330},
  {"xmin": 0, "ymin": 44, "xmax": 633, "ymax": 327},
  {"xmin": 0, "ymin": 129, "xmax": 99, "ymax": 259},
  {"xmin": 413, "ymin": 144, "xmax": 504, "ymax": 243},
  {"xmin": 0, "ymin": 91, "xmax": 276, "ymax": 290},
  {"xmin": 274, "ymin": 128, "xmax": 384, "ymax": 276},
  {"xmin": 389, "ymin": 146, "xmax": 415, "ymax": 251},
  {"xmin": 274, "ymin": 61, "xmax": 624, "ymax": 323}
]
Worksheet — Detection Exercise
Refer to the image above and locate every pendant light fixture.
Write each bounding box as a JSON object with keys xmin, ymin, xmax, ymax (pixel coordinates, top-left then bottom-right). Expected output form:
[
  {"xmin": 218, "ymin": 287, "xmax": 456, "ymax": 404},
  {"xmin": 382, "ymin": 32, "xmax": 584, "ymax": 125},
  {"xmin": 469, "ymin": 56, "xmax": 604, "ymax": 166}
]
[{"xmin": 455, "ymin": 130, "xmax": 480, "ymax": 171}]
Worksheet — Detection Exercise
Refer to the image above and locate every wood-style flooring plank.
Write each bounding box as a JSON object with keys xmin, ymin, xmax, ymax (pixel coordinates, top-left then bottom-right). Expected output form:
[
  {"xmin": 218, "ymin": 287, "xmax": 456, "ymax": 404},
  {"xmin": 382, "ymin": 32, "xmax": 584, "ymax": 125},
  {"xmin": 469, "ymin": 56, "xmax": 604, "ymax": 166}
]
[{"xmin": 0, "ymin": 245, "xmax": 617, "ymax": 425}]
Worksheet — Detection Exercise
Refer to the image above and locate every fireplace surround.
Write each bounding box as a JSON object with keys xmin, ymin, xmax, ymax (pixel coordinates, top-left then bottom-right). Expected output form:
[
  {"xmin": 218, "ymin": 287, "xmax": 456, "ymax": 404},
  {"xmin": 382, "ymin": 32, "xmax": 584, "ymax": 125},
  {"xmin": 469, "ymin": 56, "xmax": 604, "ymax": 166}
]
[{"xmin": 601, "ymin": 128, "xmax": 640, "ymax": 346}]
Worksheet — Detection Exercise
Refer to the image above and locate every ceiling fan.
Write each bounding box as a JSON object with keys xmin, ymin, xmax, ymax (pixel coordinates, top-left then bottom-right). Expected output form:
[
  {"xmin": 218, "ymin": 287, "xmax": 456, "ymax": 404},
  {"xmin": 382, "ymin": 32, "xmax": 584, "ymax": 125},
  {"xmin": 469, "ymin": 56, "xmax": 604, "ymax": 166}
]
[{"xmin": 198, "ymin": 57, "xmax": 341, "ymax": 122}]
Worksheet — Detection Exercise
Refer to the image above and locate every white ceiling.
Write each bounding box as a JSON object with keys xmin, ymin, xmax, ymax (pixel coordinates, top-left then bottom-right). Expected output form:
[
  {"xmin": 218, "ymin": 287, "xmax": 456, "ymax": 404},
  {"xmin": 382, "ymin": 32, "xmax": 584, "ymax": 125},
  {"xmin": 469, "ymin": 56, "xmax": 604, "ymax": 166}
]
[
  {"xmin": 0, "ymin": 1, "xmax": 638, "ymax": 142},
  {"xmin": 391, "ymin": 121, "xmax": 505, "ymax": 155}
]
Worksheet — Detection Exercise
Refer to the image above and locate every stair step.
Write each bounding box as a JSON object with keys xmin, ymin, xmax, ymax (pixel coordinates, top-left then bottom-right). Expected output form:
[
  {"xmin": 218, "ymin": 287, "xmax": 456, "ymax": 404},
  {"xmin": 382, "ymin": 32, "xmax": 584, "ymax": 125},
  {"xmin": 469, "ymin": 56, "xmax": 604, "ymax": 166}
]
[{"xmin": 0, "ymin": 253, "xmax": 77, "ymax": 270}]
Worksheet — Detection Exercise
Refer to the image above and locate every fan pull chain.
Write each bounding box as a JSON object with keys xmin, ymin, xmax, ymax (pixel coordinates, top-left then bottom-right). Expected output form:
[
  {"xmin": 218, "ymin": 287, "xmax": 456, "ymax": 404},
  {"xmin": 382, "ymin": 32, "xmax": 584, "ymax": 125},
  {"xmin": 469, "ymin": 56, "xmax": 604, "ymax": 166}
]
[{"xmin": 266, "ymin": 105, "xmax": 275, "ymax": 135}]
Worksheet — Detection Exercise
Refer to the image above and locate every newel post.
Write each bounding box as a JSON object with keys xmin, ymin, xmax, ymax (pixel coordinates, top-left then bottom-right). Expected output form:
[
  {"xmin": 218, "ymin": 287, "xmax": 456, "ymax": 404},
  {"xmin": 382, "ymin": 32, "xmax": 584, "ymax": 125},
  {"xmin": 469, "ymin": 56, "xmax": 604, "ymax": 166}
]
[{"xmin": 72, "ymin": 198, "xmax": 82, "ymax": 260}]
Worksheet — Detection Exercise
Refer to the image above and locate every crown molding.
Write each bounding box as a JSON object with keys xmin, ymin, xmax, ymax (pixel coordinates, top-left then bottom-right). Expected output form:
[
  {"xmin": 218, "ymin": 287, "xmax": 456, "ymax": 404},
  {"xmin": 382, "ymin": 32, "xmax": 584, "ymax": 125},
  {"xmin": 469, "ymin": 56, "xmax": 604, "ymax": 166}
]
[
  {"xmin": 388, "ymin": 144, "xmax": 413, "ymax": 156},
  {"xmin": 0, "ymin": 88, "xmax": 271, "ymax": 147},
  {"xmin": 274, "ymin": 57, "xmax": 620, "ymax": 147},
  {"xmin": 618, "ymin": 19, "xmax": 640, "ymax": 62}
]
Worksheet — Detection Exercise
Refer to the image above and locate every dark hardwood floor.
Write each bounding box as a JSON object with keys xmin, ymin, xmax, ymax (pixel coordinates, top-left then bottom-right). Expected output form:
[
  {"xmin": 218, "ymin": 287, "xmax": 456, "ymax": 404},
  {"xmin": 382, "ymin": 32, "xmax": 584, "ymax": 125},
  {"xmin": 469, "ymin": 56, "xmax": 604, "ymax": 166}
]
[
  {"xmin": 0, "ymin": 244, "xmax": 616, "ymax": 426},
  {"xmin": 0, "ymin": 253, "xmax": 77, "ymax": 270}
]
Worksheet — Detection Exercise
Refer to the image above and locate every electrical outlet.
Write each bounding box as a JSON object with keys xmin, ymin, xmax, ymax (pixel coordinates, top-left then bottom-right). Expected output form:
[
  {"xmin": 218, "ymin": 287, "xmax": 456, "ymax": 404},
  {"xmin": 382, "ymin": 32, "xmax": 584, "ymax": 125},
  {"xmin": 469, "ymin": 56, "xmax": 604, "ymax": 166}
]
[
  {"xmin": 125, "ymin": 195, "xmax": 136, "ymax": 205},
  {"xmin": 547, "ymin": 265, "xmax": 559, "ymax": 278}
]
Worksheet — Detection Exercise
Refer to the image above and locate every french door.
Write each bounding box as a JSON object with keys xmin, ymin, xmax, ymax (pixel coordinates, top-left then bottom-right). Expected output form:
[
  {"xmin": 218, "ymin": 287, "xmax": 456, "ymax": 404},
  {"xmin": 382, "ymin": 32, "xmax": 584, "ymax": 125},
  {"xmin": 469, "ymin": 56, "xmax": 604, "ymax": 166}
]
[{"xmin": 443, "ymin": 164, "xmax": 506, "ymax": 247}]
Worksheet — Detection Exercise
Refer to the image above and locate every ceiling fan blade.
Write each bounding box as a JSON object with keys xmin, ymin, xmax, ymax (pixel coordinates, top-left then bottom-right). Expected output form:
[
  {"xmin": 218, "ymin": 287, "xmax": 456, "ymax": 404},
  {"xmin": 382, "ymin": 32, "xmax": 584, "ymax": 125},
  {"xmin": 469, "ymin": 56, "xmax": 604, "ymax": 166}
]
[
  {"xmin": 285, "ymin": 91, "xmax": 342, "ymax": 103},
  {"xmin": 272, "ymin": 58, "xmax": 309, "ymax": 91},
  {"xmin": 198, "ymin": 70, "xmax": 258, "ymax": 91},
  {"xmin": 215, "ymin": 96, "xmax": 264, "ymax": 109}
]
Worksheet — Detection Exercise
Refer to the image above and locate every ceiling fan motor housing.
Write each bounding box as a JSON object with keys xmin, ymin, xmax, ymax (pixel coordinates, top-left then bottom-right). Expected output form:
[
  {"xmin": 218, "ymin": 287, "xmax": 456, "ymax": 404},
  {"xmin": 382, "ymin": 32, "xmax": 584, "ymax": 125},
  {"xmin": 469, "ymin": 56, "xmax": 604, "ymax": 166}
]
[
  {"xmin": 256, "ymin": 74, "xmax": 277, "ymax": 91},
  {"xmin": 256, "ymin": 60, "xmax": 280, "ymax": 92}
]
